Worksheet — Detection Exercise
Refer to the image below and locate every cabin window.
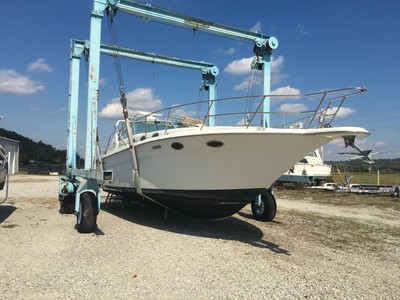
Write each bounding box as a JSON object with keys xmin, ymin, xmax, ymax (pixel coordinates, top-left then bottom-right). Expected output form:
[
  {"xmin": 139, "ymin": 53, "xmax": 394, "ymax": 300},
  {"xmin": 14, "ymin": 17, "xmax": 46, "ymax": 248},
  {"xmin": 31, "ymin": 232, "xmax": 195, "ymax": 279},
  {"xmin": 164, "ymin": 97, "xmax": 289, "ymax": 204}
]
[
  {"xmin": 171, "ymin": 142, "xmax": 184, "ymax": 150},
  {"xmin": 308, "ymin": 151, "xmax": 317, "ymax": 157},
  {"xmin": 207, "ymin": 140, "xmax": 224, "ymax": 148}
]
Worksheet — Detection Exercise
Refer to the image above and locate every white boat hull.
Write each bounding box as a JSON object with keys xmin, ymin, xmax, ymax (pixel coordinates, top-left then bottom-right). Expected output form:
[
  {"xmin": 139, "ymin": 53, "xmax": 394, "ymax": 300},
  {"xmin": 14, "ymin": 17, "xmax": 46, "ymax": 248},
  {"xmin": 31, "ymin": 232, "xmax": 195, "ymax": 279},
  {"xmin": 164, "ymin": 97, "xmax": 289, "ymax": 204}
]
[{"xmin": 102, "ymin": 126, "xmax": 368, "ymax": 218}]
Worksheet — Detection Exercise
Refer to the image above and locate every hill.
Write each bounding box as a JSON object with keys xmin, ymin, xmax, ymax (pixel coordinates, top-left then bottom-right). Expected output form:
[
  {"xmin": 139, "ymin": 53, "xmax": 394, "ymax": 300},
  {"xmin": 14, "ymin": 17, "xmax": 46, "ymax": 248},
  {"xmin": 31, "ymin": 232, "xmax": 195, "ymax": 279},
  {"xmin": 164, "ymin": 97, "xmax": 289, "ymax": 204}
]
[
  {"xmin": 326, "ymin": 158, "xmax": 400, "ymax": 173},
  {"xmin": 0, "ymin": 128, "xmax": 71, "ymax": 165}
]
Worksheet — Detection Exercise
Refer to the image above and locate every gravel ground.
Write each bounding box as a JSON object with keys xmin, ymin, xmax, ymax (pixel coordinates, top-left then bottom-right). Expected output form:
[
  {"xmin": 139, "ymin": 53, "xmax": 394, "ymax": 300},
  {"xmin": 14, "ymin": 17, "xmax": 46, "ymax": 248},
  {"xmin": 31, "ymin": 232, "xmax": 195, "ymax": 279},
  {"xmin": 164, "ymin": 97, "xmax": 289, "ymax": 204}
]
[{"xmin": 0, "ymin": 174, "xmax": 399, "ymax": 299}]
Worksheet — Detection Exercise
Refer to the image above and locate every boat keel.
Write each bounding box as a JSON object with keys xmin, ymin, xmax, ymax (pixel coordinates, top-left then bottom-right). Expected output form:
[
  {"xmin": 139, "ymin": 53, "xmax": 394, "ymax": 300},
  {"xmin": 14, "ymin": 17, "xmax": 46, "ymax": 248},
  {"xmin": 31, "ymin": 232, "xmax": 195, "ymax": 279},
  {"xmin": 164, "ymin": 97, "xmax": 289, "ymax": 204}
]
[{"xmin": 103, "ymin": 186, "xmax": 264, "ymax": 219}]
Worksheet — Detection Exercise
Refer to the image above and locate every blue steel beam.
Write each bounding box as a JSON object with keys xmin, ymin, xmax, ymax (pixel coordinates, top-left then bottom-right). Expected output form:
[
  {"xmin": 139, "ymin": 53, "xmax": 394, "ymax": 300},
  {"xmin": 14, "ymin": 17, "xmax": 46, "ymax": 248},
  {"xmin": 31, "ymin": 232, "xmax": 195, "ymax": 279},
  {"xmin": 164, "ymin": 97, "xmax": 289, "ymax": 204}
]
[
  {"xmin": 74, "ymin": 39, "xmax": 219, "ymax": 126},
  {"xmin": 98, "ymin": 42, "xmax": 219, "ymax": 126},
  {"xmin": 252, "ymin": 44, "xmax": 273, "ymax": 127},
  {"xmin": 99, "ymin": 42, "xmax": 219, "ymax": 125},
  {"xmin": 58, "ymin": 41, "xmax": 85, "ymax": 210},
  {"xmin": 66, "ymin": 40, "xmax": 85, "ymax": 171},
  {"xmin": 109, "ymin": 0, "xmax": 278, "ymax": 127},
  {"xmin": 110, "ymin": 0, "xmax": 275, "ymax": 44},
  {"xmin": 85, "ymin": 0, "xmax": 108, "ymax": 170},
  {"xmin": 98, "ymin": 42, "xmax": 218, "ymax": 71},
  {"xmin": 201, "ymin": 69, "xmax": 218, "ymax": 126}
]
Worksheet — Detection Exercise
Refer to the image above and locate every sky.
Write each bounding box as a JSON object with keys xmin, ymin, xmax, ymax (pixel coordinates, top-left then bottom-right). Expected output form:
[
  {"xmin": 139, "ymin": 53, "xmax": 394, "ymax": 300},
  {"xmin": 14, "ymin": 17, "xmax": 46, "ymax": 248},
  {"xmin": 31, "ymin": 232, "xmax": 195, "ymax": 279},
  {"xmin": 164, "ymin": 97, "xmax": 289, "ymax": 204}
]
[{"xmin": 0, "ymin": 0, "xmax": 399, "ymax": 162}]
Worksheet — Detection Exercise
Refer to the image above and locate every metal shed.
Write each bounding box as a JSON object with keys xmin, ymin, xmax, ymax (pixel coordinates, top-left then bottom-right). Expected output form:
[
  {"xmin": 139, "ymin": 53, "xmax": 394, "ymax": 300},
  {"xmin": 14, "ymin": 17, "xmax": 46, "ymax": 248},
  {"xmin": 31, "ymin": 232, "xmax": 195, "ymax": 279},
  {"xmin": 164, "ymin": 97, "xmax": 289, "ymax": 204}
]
[{"xmin": 0, "ymin": 136, "xmax": 19, "ymax": 174}]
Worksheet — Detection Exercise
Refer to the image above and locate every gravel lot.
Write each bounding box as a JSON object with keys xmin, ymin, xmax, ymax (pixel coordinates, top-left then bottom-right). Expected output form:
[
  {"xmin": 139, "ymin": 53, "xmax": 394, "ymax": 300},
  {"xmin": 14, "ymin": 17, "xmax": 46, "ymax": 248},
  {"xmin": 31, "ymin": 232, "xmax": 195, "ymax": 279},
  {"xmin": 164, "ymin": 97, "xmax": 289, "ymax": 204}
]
[{"xmin": 1, "ymin": 174, "xmax": 399, "ymax": 299}]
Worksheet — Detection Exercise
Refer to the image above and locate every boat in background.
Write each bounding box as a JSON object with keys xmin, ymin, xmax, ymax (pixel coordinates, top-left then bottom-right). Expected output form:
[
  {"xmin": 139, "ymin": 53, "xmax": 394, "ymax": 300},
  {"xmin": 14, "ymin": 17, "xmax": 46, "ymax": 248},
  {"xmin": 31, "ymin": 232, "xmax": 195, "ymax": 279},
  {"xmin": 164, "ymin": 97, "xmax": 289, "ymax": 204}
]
[
  {"xmin": 102, "ymin": 87, "xmax": 369, "ymax": 219},
  {"xmin": 278, "ymin": 148, "xmax": 331, "ymax": 184}
]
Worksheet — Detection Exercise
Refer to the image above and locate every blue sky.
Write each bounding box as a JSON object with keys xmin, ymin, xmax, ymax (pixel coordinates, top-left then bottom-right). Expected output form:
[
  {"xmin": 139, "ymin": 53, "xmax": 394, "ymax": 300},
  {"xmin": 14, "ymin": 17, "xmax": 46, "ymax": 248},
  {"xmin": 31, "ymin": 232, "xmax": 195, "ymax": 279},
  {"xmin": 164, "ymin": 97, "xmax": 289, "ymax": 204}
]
[{"xmin": 0, "ymin": 0, "xmax": 399, "ymax": 161}]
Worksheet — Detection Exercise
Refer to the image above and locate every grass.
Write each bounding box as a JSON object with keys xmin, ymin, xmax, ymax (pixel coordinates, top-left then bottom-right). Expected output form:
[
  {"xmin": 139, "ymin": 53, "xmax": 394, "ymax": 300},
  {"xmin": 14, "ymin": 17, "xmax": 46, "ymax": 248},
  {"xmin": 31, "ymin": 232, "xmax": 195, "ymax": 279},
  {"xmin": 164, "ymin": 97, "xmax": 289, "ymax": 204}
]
[
  {"xmin": 275, "ymin": 189, "xmax": 400, "ymax": 211},
  {"xmin": 280, "ymin": 209, "xmax": 400, "ymax": 252},
  {"xmin": 273, "ymin": 187, "xmax": 400, "ymax": 253},
  {"xmin": 330, "ymin": 172, "xmax": 399, "ymax": 186}
]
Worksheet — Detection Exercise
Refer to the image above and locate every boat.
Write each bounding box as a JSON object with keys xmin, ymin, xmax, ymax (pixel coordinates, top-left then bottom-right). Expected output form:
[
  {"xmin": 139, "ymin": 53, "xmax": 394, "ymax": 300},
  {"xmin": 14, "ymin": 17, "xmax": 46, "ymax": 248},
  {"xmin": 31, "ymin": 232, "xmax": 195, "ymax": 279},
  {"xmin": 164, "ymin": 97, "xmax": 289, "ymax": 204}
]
[
  {"xmin": 278, "ymin": 148, "xmax": 332, "ymax": 184},
  {"xmin": 59, "ymin": 1, "xmax": 372, "ymax": 233},
  {"xmin": 102, "ymin": 88, "xmax": 369, "ymax": 219}
]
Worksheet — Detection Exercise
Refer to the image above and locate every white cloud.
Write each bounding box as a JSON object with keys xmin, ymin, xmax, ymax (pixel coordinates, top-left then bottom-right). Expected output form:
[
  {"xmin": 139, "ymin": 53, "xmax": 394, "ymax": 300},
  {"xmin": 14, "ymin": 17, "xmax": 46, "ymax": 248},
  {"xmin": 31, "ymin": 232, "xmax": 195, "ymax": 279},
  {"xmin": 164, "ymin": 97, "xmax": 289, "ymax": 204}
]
[
  {"xmin": 236, "ymin": 118, "xmax": 246, "ymax": 126},
  {"xmin": 226, "ymin": 55, "xmax": 289, "ymax": 90},
  {"xmin": 325, "ymin": 106, "xmax": 356, "ymax": 118},
  {"xmin": 271, "ymin": 56, "xmax": 289, "ymax": 86},
  {"xmin": 375, "ymin": 141, "xmax": 386, "ymax": 147},
  {"xmin": 326, "ymin": 149, "xmax": 333, "ymax": 156},
  {"xmin": 328, "ymin": 139, "xmax": 343, "ymax": 146},
  {"xmin": 233, "ymin": 76, "xmax": 252, "ymax": 91},
  {"xmin": 216, "ymin": 47, "xmax": 236, "ymax": 56},
  {"xmin": 279, "ymin": 103, "xmax": 307, "ymax": 113},
  {"xmin": 27, "ymin": 58, "xmax": 54, "ymax": 73},
  {"xmin": 225, "ymin": 55, "xmax": 285, "ymax": 76},
  {"xmin": 355, "ymin": 138, "xmax": 368, "ymax": 146},
  {"xmin": 99, "ymin": 88, "xmax": 162, "ymax": 118},
  {"xmin": 224, "ymin": 57, "xmax": 253, "ymax": 75},
  {"xmin": 296, "ymin": 24, "xmax": 309, "ymax": 35},
  {"xmin": 268, "ymin": 24, "xmax": 278, "ymax": 32},
  {"xmin": 97, "ymin": 103, "xmax": 122, "ymax": 118},
  {"xmin": 171, "ymin": 108, "xmax": 197, "ymax": 117},
  {"xmin": 271, "ymin": 86, "xmax": 301, "ymax": 96},
  {"xmin": 250, "ymin": 21, "xmax": 262, "ymax": 33},
  {"xmin": 271, "ymin": 55, "xmax": 284, "ymax": 73},
  {"xmin": 0, "ymin": 69, "xmax": 44, "ymax": 95},
  {"xmin": 99, "ymin": 78, "xmax": 107, "ymax": 86}
]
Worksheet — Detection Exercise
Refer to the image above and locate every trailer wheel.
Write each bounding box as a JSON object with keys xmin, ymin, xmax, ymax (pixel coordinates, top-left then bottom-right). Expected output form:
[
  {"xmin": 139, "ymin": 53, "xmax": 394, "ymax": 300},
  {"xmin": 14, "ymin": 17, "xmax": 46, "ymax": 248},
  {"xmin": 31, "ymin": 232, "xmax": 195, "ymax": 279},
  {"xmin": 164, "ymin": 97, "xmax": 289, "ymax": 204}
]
[
  {"xmin": 59, "ymin": 196, "xmax": 75, "ymax": 214},
  {"xmin": 251, "ymin": 190, "xmax": 277, "ymax": 222},
  {"xmin": 77, "ymin": 192, "xmax": 97, "ymax": 233}
]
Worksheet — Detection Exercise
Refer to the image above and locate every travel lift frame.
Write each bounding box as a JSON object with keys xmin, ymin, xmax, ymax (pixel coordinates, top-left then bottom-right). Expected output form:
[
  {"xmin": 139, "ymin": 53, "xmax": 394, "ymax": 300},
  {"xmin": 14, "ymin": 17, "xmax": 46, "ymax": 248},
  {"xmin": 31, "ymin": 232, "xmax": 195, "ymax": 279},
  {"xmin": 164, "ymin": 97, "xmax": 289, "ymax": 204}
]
[
  {"xmin": 59, "ymin": 0, "xmax": 278, "ymax": 232},
  {"xmin": 59, "ymin": 39, "xmax": 219, "ymax": 231}
]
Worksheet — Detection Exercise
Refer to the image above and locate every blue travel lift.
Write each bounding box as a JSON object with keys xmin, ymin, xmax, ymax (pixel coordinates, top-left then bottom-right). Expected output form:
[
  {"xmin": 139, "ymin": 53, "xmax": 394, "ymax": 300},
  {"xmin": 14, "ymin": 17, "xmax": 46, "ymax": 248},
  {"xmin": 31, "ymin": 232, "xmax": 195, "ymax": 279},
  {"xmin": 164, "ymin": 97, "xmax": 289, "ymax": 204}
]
[
  {"xmin": 59, "ymin": 39, "xmax": 219, "ymax": 232},
  {"xmin": 59, "ymin": 0, "xmax": 279, "ymax": 233}
]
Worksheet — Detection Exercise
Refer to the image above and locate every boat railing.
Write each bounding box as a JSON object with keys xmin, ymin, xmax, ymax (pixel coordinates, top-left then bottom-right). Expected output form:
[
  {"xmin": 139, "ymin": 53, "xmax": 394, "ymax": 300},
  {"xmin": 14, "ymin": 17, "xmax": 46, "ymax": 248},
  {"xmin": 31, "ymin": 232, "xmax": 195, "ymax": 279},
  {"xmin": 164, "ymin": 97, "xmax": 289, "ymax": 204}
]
[
  {"xmin": 134, "ymin": 86, "xmax": 365, "ymax": 129},
  {"xmin": 105, "ymin": 86, "xmax": 366, "ymax": 150}
]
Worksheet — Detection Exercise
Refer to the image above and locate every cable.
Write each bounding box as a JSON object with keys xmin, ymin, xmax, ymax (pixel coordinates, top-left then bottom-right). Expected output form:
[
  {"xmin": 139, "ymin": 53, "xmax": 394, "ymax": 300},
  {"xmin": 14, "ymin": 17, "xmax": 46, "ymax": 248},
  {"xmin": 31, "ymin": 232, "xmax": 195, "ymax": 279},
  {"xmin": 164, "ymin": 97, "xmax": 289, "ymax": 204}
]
[
  {"xmin": 369, "ymin": 124, "xmax": 399, "ymax": 131},
  {"xmin": 195, "ymin": 86, "xmax": 204, "ymax": 120},
  {"xmin": 244, "ymin": 68, "xmax": 260, "ymax": 124},
  {"xmin": 351, "ymin": 115, "xmax": 398, "ymax": 127},
  {"xmin": 107, "ymin": 14, "xmax": 126, "ymax": 98},
  {"xmin": 354, "ymin": 95, "xmax": 400, "ymax": 107}
]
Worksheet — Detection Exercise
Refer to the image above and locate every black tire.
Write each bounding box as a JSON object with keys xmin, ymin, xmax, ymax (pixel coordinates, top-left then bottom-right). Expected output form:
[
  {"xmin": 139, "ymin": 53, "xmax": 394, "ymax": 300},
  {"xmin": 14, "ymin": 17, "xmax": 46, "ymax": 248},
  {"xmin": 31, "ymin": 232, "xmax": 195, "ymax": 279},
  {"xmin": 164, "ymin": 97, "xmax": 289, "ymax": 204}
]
[
  {"xmin": 59, "ymin": 196, "xmax": 75, "ymax": 214},
  {"xmin": 251, "ymin": 190, "xmax": 277, "ymax": 222},
  {"xmin": 77, "ymin": 192, "xmax": 97, "ymax": 233}
]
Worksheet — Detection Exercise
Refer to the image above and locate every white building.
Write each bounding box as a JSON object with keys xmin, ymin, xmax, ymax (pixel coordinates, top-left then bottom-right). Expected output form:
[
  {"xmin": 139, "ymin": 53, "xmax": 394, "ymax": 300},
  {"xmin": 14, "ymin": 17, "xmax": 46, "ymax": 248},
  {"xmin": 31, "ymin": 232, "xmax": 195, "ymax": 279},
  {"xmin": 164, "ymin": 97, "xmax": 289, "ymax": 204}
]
[{"xmin": 0, "ymin": 136, "xmax": 20, "ymax": 174}]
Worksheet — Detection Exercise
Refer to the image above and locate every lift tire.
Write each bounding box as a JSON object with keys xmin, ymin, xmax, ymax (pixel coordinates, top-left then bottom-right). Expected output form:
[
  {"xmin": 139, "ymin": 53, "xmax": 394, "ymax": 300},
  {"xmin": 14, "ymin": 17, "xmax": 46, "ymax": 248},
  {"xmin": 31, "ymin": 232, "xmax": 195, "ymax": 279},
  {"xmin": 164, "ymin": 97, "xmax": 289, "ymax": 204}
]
[
  {"xmin": 251, "ymin": 190, "xmax": 277, "ymax": 222},
  {"xmin": 59, "ymin": 196, "xmax": 75, "ymax": 214},
  {"xmin": 77, "ymin": 192, "xmax": 97, "ymax": 233}
]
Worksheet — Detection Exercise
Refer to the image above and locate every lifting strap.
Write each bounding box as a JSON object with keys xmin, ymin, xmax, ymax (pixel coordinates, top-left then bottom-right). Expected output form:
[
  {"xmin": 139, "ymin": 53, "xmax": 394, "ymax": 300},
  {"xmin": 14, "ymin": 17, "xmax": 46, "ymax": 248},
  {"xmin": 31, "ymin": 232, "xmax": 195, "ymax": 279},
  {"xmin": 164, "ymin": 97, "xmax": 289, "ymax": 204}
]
[{"xmin": 106, "ymin": 13, "xmax": 143, "ymax": 194}]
